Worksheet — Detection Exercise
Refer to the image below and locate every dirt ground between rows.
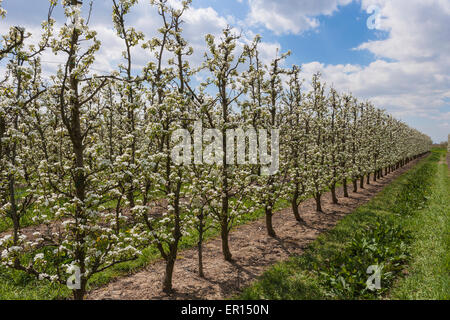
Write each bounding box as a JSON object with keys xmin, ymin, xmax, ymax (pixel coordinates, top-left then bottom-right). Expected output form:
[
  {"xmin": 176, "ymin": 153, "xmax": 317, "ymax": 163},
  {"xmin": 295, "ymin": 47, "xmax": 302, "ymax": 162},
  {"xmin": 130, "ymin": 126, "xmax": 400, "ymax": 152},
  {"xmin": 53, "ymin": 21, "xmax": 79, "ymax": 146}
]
[{"xmin": 87, "ymin": 156, "xmax": 424, "ymax": 300}]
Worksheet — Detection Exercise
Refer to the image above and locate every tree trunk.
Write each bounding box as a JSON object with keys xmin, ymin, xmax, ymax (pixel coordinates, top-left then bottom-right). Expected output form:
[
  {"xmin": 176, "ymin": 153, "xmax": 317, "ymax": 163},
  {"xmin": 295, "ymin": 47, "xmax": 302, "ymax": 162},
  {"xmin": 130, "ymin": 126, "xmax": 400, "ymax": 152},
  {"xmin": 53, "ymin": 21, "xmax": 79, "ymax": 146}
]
[
  {"xmin": 220, "ymin": 219, "xmax": 232, "ymax": 261},
  {"xmin": 353, "ymin": 179, "xmax": 358, "ymax": 193},
  {"xmin": 198, "ymin": 215, "xmax": 204, "ymax": 278},
  {"xmin": 343, "ymin": 179, "xmax": 349, "ymax": 197},
  {"xmin": 360, "ymin": 175, "xmax": 364, "ymax": 189},
  {"xmin": 330, "ymin": 182, "xmax": 338, "ymax": 204},
  {"xmin": 9, "ymin": 174, "xmax": 19, "ymax": 245},
  {"xmin": 198, "ymin": 239, "xmax": 204, "ymax": 278},
  {"xmin": 366, "ymin": 173, "xmax": 370, "ymax": 184},
  {"xmin": 291, "ymin": 197, "xmax": 305, "ymax": 223},
  {"xmin": 315, "ymin": 193, "xmax": 322, "ymax": 212},
  {"xmin": 265, "ymin": 207, "xmax": 276, "ymax": 237},
  {"xmin": 73, "ymin": 280, "xmax": 87, "ymax": 301},
  {"xmin": 162, "ymin": 257, "xmax": 176, "ymax": 293}
]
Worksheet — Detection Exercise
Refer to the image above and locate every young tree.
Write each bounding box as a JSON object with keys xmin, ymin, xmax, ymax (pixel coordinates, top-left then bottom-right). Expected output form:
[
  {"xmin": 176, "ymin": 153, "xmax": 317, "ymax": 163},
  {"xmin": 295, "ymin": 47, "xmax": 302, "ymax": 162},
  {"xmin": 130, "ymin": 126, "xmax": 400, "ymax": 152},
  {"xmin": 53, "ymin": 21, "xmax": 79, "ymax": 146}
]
[
  {"xmin": 306, "ymin": 73, "xmax": 330, "ymax": 212},
  {"xmin": 135, "ymin": 0, "xmax": 195, "ymax": 292},
  {"xmin": 283, "ymin": 65, "xmax": 309, "ymax": 223},
  {"xmin": 111, "ymin": 0, "xmax": 145, "ymax": 211},
  {"xmin": 256, "ymin": 51, "xmax": 290, "ymax": 237},
  {"xmin": 356, "ymin": 102, "xmax": 369, "ymax": 189},
  {"xmin": 242, "ymin": 40, "xmax": 289, "ymax": 237},
  {"xmin": 201, "ymin": 27, "xmax": 250, "ymax": 261},
  {"xmin": 327, "ymin": 88, "xmax": 344, "ymax": 204},
  {"xmin": 185, "ymin": 165, "xmax": 215, "ymax": 278},
  {"xmin": 348, "ymin": 96, "xmax": 361, "ymax": 193},
  {"xmin": 340, "ymin": 94, "xmax": 352, "ymax": 197}
]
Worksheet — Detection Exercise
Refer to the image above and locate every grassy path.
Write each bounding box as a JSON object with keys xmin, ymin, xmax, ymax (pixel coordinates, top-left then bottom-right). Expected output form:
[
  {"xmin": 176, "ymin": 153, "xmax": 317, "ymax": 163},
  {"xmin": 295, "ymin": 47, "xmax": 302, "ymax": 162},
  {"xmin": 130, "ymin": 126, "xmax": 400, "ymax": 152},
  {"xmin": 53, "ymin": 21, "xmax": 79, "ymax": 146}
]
[{"xmin": 389, "ymin": 149, "xmax": 449, "ymax": 299}]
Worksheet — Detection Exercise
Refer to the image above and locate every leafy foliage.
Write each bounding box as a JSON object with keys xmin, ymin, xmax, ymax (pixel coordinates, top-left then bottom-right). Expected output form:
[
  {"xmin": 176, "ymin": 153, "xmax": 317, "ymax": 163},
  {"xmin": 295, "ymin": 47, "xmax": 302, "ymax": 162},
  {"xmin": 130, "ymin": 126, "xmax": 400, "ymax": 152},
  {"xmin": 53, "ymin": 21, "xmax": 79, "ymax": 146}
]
[{"xmin": 318, "ymin": 218, "xmax": 412, "ymax": 299}]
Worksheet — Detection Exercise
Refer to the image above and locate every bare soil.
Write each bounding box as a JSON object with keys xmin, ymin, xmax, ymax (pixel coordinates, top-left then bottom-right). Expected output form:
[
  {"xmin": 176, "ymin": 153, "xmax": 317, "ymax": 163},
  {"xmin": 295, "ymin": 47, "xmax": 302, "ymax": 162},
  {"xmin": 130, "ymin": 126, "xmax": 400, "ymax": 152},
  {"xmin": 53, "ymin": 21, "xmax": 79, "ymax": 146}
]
[{"xmin": 87, "ymin": 157, "xmax": 424, "ymax": 300}]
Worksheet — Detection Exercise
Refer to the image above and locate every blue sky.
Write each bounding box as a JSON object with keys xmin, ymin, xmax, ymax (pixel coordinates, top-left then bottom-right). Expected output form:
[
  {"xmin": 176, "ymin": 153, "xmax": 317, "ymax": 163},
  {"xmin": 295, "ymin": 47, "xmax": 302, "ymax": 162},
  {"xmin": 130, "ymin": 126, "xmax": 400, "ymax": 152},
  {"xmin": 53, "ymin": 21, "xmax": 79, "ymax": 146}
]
[
  {"xmin": 1, "ymin": 0, "xmax": 449, "ymax": 142},
  {"xmin": 202, "ymin": 0, "xmax": 387, "ymax": 66}
]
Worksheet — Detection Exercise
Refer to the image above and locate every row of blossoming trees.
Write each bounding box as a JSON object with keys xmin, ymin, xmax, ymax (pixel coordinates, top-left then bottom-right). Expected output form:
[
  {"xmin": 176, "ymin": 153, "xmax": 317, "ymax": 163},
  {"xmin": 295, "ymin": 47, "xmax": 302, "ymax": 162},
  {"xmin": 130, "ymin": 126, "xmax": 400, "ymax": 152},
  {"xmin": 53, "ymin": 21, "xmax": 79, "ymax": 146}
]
[{"xmin": 0, "ymin": 0, "xmax": 431, "ymax": 299}]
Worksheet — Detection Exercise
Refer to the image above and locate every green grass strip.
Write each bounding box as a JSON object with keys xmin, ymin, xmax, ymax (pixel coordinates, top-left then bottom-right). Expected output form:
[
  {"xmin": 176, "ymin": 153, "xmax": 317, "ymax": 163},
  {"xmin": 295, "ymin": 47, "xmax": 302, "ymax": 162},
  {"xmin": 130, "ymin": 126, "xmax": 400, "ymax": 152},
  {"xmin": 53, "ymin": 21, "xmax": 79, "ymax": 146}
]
[{"xmin": 389, "ymin": 149, "xmax": 450, "ymax": 299}]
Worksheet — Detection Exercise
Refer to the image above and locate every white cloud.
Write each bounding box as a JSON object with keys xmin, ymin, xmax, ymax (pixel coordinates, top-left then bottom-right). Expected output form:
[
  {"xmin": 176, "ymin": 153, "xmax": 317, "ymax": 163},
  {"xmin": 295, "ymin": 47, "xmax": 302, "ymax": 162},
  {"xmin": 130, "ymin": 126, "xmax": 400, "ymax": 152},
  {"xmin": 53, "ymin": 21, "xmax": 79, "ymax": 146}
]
[
  {"xmin": 358, "ymin": 0, "xmax": 450, "ymax": 65},
  {"xmin": 246, "ymin": 0, "xmax": 353, "ymax": 35}
]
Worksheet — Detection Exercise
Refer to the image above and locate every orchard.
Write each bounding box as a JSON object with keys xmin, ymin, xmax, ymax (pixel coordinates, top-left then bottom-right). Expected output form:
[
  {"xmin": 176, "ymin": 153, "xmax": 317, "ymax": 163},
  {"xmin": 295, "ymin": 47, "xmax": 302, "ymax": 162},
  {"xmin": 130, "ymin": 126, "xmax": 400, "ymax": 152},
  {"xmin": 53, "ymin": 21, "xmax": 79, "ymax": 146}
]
[{"xmin": 0, "ymin": 0, "xmax": 433, "ymax": 300}]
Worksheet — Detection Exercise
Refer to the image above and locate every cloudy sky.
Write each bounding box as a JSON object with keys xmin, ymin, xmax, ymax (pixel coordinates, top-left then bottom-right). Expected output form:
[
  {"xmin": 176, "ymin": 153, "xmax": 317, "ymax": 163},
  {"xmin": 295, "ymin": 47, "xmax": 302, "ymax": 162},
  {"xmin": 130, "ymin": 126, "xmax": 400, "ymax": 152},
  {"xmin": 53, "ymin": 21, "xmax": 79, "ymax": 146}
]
[{"xmin": 1, "ymin": 0, "xmax": 449, "ymax": 142}]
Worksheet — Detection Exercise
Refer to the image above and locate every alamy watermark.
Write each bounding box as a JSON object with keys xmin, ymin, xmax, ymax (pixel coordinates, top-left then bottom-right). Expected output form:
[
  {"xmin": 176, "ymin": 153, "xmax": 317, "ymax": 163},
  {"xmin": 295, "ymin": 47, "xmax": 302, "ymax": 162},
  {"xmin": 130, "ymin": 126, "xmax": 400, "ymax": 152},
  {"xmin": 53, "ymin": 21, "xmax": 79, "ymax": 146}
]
[
  {"xmin": 66, "ymin": 265, "xmax": 81, "ymax": 290},
  {"xmin": 366, "ymin": 264, "xmax": 382, "ymax": 291},
  {"xmin": 366, "ymin": 5, "xmax": 382, "ymax": 30},
  {"xmin": 171, "ymin": 121, "xmax": 279, "ymax": 175}
]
